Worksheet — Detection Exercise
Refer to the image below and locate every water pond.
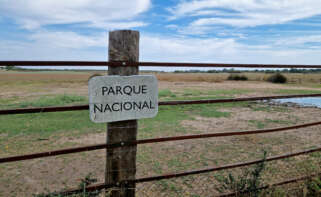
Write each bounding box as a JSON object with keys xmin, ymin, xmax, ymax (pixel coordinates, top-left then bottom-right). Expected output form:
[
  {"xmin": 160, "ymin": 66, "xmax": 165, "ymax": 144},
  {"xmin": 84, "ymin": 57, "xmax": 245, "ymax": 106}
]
[{"xmin": 274, "ymin": 97, "xmax": 321, "ymax": 108}]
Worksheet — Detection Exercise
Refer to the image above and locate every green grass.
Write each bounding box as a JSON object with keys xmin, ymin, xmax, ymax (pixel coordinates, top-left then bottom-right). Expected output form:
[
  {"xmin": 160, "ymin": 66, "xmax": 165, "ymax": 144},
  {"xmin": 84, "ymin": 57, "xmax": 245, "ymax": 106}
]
[
  {"xmin": 249, "ymin": 119, "xmax": 294, "ymax": 129},
  {"xmin": 160, "ymin": 88, "xmax": 251, "ymax": 101},
  {"xmin": 0, "ymin": 101, "xmax": 244, "ymax": 140},
  {"xmin": 250, "ymin": 105, "xmax": 290, "ymax": 113},
  {"xmin": 0, "ymin": 111, "xmax": 105, "ymax": 137},
  {"xmin": 207, "ymin": 89, "xmax": 251, "ymax": 96},
  {"xmin": 0, "ymin": 91, "xmax": 253, "ymax": 139},
  {"xmin": 182, "ymin": 89, "xmax": 250, "ymax": 97},
  {"xmin": 192, "ymin": 104, "xmax": 231, "ymax": 118},
  {"xmin": 272, "ymin": 89, "xmax": 321, "ymax": 95},
  {"xmin": 18, "ymin": 94, "xmax": 87, "ymax": 108},
  {"xmin": 159, "ymin": 89, "xmax": 177, "ymax": 98},
  {"xmin": 182, "ymin": 89, "xmax": 202, "ymax": 96},
  {"xmin": 0, "ymin": 94, "xmax": 87, "ymax": 109}
]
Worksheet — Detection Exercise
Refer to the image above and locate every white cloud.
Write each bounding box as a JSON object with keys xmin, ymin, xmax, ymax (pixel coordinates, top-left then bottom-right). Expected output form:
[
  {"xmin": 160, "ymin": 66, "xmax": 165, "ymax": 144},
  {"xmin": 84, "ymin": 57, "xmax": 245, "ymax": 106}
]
[
  {"xmin": 140, "ymin": 34, "xmax": 321, "ymax": 67},
  {"xmin": 1, "ymin": 31, "xmax": 321, "ymax": 69},
  {"xmin": 29, "ymin": 31, "xmax": 107, "ymax": 49},
  {"xmin": 0, "ymin": 30, "xmax": 108, "ymax": 61},
  {"xmin": 275, "ymin": 35, "xmax": 321, "ymax": 47},
  {"xmin": 141, "ymin": 35, "xmax": 240, "ymax": 62},
  {"xmin": 0, "ymin": 0, "xmax": 151, "ymax": 29},
  {"xmin": 170, "ymin": 0, "xmax": 321, "ymax": 28}
]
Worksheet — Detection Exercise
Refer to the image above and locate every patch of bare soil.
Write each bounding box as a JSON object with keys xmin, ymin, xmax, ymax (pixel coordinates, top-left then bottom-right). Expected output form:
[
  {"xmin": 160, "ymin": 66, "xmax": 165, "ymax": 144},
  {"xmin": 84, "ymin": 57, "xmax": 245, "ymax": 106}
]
[
  {"xmin": 0, "ymin": 151, "xmax": 106, "ymax": 196},
  {"xmin": 56, "ymin": 133, "xmax": 106, "ymax": 145}
]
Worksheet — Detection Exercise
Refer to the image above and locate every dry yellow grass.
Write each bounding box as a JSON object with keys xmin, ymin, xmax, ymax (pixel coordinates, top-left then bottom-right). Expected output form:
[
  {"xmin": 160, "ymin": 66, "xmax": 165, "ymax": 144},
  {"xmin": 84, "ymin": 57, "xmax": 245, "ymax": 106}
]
[
  {"xmin": 1, "ymin": 70, "xmax": 320, "ymax": 84},
  {"xmin": 154, "ymin": 72, "xmax": 321, "ymax": 84}
]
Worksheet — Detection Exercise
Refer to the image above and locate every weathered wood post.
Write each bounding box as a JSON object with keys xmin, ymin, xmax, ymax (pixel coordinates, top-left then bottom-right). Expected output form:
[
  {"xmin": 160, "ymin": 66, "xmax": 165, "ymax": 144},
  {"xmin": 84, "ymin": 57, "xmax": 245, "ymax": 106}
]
[{"xmin": 106, "ymin": 30, "xmax": 139, "ymax": 196}]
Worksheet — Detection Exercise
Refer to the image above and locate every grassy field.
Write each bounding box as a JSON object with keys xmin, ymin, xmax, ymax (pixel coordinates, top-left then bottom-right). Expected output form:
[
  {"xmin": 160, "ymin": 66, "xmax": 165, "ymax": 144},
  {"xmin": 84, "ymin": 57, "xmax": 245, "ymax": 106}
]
[{"xmin": 0, "ymin": 70, "xmax": 321, "ymax": 196}]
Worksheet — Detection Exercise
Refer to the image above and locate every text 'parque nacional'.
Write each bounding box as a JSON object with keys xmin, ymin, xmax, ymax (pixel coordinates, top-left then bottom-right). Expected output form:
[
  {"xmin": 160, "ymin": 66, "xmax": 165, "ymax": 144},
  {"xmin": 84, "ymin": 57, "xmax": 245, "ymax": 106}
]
[{"xmin": 88, "ymin": 75, "xmax": 158, "ymax": 123}]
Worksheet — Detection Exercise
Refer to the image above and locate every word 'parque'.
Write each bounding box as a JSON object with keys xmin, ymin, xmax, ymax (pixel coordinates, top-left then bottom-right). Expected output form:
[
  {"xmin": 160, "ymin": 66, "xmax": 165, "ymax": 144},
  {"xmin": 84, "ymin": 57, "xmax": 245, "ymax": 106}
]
[
  {"xmin": 102, "ymin": 85, "xmax": 147, "ymax": 96},
  {"xmin": 93, "ymin": 84, "xmax": 155, "ymax": 113}
]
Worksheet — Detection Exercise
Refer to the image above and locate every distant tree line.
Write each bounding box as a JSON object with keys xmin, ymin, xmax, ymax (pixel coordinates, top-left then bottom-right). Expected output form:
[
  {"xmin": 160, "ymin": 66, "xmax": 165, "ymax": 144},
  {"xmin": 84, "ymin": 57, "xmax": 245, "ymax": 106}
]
[{"xmin": 174, "ymin": 68, "xmax": 321, "ymax": 74}]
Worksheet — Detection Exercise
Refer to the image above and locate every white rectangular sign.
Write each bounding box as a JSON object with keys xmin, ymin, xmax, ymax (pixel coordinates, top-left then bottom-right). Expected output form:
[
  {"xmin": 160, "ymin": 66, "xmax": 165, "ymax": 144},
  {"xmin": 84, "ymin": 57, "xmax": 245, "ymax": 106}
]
[{"xmin": 88, "ymin": 75, "xmax": 158, "ymax": 123}]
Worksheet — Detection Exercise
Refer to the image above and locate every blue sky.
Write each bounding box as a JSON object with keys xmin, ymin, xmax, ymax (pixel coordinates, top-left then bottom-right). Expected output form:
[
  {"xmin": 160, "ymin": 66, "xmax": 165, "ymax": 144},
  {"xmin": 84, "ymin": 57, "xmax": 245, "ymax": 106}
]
[{"xmin": 1, "ymin": 0, "xmax": 321, "ymax": 70}]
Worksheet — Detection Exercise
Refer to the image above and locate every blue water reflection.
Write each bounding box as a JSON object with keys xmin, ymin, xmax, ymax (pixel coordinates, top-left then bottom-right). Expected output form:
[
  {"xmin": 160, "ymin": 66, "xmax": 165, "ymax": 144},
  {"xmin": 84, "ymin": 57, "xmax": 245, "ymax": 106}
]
[{"xmin": 275, "ymin": 97, "xmax": 321, "ymax": 108}]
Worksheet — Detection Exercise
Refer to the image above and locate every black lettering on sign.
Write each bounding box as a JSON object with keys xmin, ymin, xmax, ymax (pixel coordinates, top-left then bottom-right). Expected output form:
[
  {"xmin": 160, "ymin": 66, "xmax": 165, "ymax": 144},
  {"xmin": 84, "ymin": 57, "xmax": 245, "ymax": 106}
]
[
  {"xmin": 104, "ymin": 104, "xmax": 112, "ymax": 112},
  {"xmin": 142, "ymin": 101, "xmax": 149, "ymax": 109},
  {"xmin": 101, "ymin": 85, "xmax": 149, "ymax": 96},
  {"xmin": 149, "ymin": 100, "xmax": 155, "ymax": 109},
  {"xmin": 123, "ymin": 86, "xmax": 132, "ymax": 96},
  {"xmin": 94, "ymin": 104, "xmax": 103, "ymax": 113},
  {"xmin": 133, "ymin": 102, "xmax": 142, "ymax": 110},
  {"xmin": 108, "ymin": 87, "xmax": 116, "ymax": 95},
  {"xmin": 142, "ymin": 85, "xmax": 147, "ymax": 94},
  {"xmin": 116, "ymin": 86, "xmax": 122, "ymax": 95},
  {"xmin": 112, "ymin": 103, "xmax": 120, "ymax": 111},
  {"xmin": 94, "ymin": 101, "xmax": 156, "ymax": 113},
  {"xmin": 102, "ymin": 87, "xmax": 108, "ymax": 96},
  {"xmin": 124, "ymin": 102, "xmax": 132, "ymax": 110}
]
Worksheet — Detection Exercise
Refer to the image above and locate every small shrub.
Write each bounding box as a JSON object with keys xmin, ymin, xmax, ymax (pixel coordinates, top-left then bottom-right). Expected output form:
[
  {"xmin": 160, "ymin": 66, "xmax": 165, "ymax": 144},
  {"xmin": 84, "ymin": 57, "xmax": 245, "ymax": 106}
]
[
  {"xmin": 267, "ymin": 73, "xmax": 287, "ymax": 83},
  {"xmin": 216, "ymin": 151, "xmax": 267, "ymax": 197},
  {"xmin": 5, "ymin": 65, "xmax": 15, "ymax": 70},
  {"xmin": 304, "ymin": 176, "xmax": 321, "ymax": 196},
  {"xmin": 227, "ymin": 74, "xmax": 248, "ymax": 81}
]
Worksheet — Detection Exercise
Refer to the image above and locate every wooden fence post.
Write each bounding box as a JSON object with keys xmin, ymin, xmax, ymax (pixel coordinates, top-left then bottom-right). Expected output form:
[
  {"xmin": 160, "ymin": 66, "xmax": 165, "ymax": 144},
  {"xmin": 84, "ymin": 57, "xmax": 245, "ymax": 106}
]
[{"xmin": 106, "ymin": 30, "xmax": 139, "ymax": 196}]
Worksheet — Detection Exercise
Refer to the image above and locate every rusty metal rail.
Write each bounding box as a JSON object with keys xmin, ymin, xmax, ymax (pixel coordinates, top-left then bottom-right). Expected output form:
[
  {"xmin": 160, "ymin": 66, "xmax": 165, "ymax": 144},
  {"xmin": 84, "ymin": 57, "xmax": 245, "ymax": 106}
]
[
  {"xmin": 1, "ymin": 120, "xmax": 320, "ymax": 164},
  {"xmin": 55, "ymin": 148, "xmax": 321, "ymax": 195},
  {"xmin": 1, "ymin": 61, "xmax": 321, "ymax": 68},
  {"xmin": 1, "ymin": 94, "xmax": 321, "ymax": 115}
]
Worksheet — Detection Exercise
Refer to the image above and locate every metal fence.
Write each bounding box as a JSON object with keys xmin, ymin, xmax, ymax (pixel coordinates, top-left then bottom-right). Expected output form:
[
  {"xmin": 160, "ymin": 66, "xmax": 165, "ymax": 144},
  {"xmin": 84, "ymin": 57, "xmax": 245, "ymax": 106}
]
[{"xmin": 1, "ymin": 60, "xmax": 321, "ymax": 196}]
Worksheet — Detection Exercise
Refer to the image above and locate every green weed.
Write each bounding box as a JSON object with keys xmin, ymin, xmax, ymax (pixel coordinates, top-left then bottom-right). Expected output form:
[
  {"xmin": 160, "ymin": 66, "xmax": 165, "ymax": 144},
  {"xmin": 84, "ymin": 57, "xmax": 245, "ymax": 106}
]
[
  {"xmin": 304, "ymin": 176, "xmax": 321, "ymax": 197},
  {"xmin": 19, "ymin": 94, "xmax": 87, "ymax": 108},
  {"xmin": 272, "ymin": 89, "xmax": 321, "ymax": 95},
  {"xmin": 216, "ymin": 151, "xmax": 267, "ymax": 196},
  {"xmin": 159, "ymin": 89, "xmax": 176, "ymax": 98}
]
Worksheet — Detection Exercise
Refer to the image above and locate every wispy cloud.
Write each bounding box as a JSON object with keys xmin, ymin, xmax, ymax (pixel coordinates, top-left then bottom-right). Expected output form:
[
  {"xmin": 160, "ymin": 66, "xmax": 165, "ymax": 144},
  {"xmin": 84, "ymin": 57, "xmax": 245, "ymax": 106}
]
[
  {"xmin": 170, "ymin": 0, "xmax": 321, "ymax": 28},
  {"xmin": 1, "ymin": 31, "xmax": 321, "ymax": 66},
  {"xmin": 29, "ymin": 31, "xmax": 107, "ymax": 49},
  {"xmin": 0, "ymin": 0, "xmax": 151, "ymax": 29},
  {"xmin": 275, "ymin": 35, "xmax": 321, "ymax": 47}
]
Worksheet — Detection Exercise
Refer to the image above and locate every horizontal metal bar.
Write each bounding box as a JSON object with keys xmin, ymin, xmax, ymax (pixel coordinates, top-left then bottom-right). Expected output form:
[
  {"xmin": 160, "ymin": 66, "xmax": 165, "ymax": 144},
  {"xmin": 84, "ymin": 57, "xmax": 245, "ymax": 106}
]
[
  {"xmin": 1, "ymin": 120, "xmax": 320, "ymax": 164},
  {"xmin": 134, "ymin": 146, "xmax": 321, "ymax": 183},
  {"xmin": 140, "ymin": 62, "xmax": 321, "ymax": 69},
  {"xmin": 0, "ymin": 105, "xmax": 89, "ymax": 115},
  {"xmin": 0, "ymin": 61, "xmax": 112, "ymax": 66},
  {"xmin": 1, "ymin": 61, "xmax": 321, "ymax": 68},
  {"xmin": 217, "ymin": 172, "xmax": 321, "ymax": 197},
  {"xmin": 1, "ymin": 94, "xmax": 320, "ymax": 115},
  {"xmin": 58, "ymin": 148, "xmax": 321, "ymax": 195},
  {"xmin": 159, "ymin": 94, "xmax": 321, "ymax": 106},
  {"xmin": 132, "ymin": 121, "xmax": 321, "ymax": 145},
  {"xmin": 0, "ymin": 142, "xmax": 124, "ymax": 163}
]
